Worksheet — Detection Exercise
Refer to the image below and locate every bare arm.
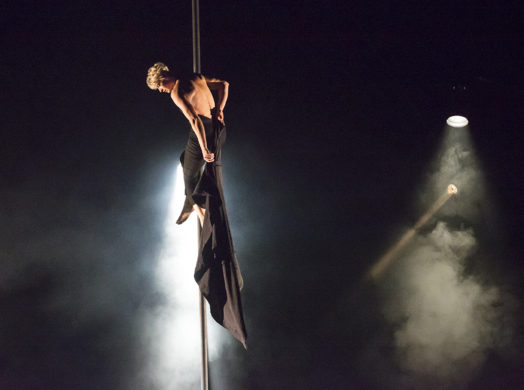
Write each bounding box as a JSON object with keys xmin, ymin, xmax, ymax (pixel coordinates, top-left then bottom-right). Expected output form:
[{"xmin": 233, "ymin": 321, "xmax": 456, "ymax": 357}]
[
  {"xmin": 171, "ymin": 90, "xmax": 215, "ymax": 162},
  {"xmin": 205, "ymin": 76, "xmax": 229, "ymax": 123}
]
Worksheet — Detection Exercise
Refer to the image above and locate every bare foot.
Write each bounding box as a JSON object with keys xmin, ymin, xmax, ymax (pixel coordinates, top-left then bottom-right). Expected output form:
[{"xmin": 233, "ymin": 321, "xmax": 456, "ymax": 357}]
[
  {"xmin": 176, "ymin": 198, "xmax": 194, "ymax": 225},
  {"xmin": 176, "ymin": 210, "xmax": 192, "ymax": 225}
]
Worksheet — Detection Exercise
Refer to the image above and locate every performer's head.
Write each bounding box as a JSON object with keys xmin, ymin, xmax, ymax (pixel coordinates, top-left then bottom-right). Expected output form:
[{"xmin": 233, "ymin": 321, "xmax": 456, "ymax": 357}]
[{"xmin": 146, "ymin": 62, "xmax": 175, "ymax": 93}]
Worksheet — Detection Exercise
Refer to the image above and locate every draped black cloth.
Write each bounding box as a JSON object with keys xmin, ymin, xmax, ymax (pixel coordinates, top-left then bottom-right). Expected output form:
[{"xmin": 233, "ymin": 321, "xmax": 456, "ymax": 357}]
[{"xmin": 180, "ymin": 114, "xmax": 247, "ymax": 348}]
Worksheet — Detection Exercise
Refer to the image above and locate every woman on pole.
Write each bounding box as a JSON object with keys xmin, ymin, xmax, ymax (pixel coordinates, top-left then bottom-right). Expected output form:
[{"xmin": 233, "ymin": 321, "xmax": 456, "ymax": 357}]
[{"xmin": 146, "ymin": 62, "xmax": 247, "ymax": 347}]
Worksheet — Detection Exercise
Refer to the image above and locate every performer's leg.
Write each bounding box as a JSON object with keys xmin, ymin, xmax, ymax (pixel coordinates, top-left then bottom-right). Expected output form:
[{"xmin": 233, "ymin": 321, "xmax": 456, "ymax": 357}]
[
  {"xmin": 176, "ymin": 147, "xmax": 204, "ymax": 224},
  {"xmin": 177, "ymin": 117, "xmax": 215, "ymax": 225}
]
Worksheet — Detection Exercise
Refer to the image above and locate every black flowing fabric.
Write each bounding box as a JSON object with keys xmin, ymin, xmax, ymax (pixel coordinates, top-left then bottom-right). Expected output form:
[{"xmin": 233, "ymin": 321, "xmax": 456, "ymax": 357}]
[{"xmin": 180, "ymin": 115, "xmax": 247, "ymax": 348}]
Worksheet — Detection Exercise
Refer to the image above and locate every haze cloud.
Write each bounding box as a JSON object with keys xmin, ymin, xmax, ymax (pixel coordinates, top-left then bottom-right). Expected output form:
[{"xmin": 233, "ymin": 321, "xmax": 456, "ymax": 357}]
[
  {"xmin": 371, "ymin": 127, "xmax": 517, "ymax": 389},
  {"xmin": 423, "ymin": 127, "xmax": 488, "ymax": 222},
  {"xmin": 0, "ymin": 170, "xmax": 168, "ymax": 390},
  {"xmin": 380, "ymin": 222, "xmax": 514, "ymax": 388}
]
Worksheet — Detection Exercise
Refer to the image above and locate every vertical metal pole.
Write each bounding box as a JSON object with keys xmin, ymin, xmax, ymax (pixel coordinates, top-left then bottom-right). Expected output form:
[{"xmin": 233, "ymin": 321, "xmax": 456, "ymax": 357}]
[
  {"xmin": 198, "ymin": 225, "xmax": 209, "ymax": 390},
  {"xmin": 193, "ymin": 3, "xmax": 208, "ymax": 389},
  {"xmin": 192, "ymin": 0, "xmax": 201, "ymax": 74}
]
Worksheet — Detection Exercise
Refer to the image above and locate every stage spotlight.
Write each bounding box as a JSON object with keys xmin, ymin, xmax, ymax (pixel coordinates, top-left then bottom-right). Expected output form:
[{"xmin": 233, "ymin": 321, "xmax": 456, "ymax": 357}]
[
  {"xmin": 446, "ymin": 115, "xmax": 469, "ymax": 128},
  {"xmin": 445, "ymin": 81, "xmax": 470, "ymax": 128},
  {"xmin": 447, "ymin": 184, "xmax": 458, "ymax": 194}
]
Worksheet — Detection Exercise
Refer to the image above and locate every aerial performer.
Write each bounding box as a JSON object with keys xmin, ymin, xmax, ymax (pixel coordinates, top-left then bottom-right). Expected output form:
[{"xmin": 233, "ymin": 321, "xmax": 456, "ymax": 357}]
[{"xmin": 146, "ymin": 63, "xmax": 247, "ymax": 347}]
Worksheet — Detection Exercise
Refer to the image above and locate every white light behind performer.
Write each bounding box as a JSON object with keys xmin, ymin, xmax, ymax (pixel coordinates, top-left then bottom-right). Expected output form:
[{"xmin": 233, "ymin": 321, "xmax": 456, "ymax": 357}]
[{"xmin": 144, "ymin": 165, "xmax": 225, "ymax": 390}]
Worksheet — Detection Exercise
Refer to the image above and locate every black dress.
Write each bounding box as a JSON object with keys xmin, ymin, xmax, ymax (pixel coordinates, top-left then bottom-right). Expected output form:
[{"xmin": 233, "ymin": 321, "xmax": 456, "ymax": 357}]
[{"xmin": 180, "ymin": 114, "xmax": 247, "ymax": 348}]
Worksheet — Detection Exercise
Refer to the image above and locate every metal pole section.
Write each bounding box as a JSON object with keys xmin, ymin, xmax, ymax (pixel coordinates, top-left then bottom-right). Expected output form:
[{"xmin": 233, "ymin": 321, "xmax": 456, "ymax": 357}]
[
  {"xmin": 192, "ymin": 0, "xmax": 201, "ymax": 74},
  {"xmin": 193, "ymin": 3, "xmax": 208, "ymax": 389},
  {"xmin": 198, "ymin": 259, "xmax": 209, "ymax": 390}
]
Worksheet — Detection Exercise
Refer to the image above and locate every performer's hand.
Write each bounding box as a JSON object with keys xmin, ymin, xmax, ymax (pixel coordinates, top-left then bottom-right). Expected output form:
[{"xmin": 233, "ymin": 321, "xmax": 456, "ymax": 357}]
[
  {"xmin": 215, "ymin": 109, "xmax": 225, "ymax": 125},
  {"xmin": 203, "ymin": 149, "xmax": 215, "ymax": 162}
]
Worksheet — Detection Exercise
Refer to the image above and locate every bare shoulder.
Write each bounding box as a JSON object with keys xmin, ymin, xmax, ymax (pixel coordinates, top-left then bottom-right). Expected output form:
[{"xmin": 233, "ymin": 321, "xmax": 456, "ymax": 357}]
[
  {"xmin": 203, "ymin": 75, "xmax": 229, "ymax": 92},
  {"xmin": 194, "ymin": 74, "xmax": 208, "ymax": 86},
  {"xmin": 175, "ymin": 73, "xmax": 206, "ymax": 92},
  {"xmin": 171, "ymin": 80, "xmax": 191, "ymax": 103},
  {"xmin": 175, "ymin": 75, "xmax": 198, "ymax": 96},
  {"xmin": 170, "ymin": 82, "xmax": 183, "ymax": 104},
  {"xmin": 204, "ymin": 74, "xmax": 228, "ymax": 83}
]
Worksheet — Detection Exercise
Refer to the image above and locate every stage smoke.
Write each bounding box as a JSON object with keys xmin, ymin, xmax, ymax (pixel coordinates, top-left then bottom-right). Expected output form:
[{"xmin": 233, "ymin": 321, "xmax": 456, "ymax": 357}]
[
  {"xmin": 372, "ymin": 125, "xmax": 516, "ymax": 388},
  {"xmin": 380, "ymin": 222, "xmax": 514, "ymax": 388}
]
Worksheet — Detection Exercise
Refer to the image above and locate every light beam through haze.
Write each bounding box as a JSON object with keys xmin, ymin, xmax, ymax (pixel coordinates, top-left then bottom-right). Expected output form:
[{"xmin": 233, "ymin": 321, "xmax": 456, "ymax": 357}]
[{"xmin": 143, "ymin": 164, "xmax": 226, "ymax": 390}]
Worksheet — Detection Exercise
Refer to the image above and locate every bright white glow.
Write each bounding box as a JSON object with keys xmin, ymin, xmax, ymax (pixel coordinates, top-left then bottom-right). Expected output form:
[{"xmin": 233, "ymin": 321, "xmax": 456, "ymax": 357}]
[
  {"xmin": 147, "ymin": 164, "xmax": 200, "ymax": 389},
  {"xmin": 144, "ymin": 164, "xmax": 227, "ymax": 390},
  {"xmin": 446, "ymin": 115, "xmax": 469, "ymax": 128},
  {"xmin": 447, "ymin": 184, "xmax": 458, "ymax": 194}
]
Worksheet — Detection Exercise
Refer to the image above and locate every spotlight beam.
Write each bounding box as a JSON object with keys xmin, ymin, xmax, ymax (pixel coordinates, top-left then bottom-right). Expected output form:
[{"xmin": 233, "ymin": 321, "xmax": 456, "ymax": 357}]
[{"xmin": 367, "ymin": 185, "xmax": 458, "ymax": 280}]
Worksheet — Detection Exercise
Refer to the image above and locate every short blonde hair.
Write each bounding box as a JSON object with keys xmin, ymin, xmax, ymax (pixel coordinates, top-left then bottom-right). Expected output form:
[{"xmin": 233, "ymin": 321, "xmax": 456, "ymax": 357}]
[{"xmin": 146, "ymin": 62, "xmax": 172, "ymax": 90}]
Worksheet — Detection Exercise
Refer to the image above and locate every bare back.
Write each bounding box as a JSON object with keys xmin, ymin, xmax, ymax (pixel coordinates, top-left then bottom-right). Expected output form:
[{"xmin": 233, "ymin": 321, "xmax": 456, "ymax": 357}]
[
  {"xmin": 175, "ymin": 74, "xmax": 215, "ymax": 118},
  {"xmin": 167, "ymin": 71, "xmax": 229, "ymax": 163}
]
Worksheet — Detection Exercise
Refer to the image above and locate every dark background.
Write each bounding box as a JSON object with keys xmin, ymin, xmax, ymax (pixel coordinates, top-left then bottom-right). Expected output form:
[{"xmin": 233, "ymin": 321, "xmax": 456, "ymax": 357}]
[{"xmin": 2, "ymin": 1, "xmax": 524, "ymax": 389}]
